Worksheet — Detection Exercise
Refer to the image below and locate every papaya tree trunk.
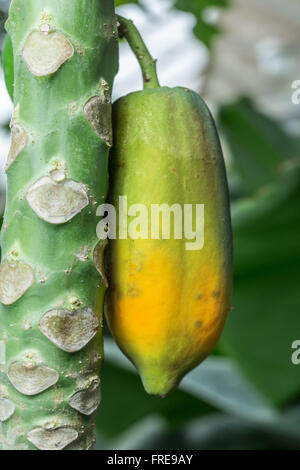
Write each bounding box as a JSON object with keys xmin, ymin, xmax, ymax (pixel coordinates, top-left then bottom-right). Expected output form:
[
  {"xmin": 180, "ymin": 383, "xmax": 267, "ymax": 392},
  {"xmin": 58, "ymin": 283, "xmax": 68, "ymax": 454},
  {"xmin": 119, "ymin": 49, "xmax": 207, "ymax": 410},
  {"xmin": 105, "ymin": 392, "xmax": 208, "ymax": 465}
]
[{"xmin": 0, "ymin": 0, "xmax": 118, "ymax": 450}]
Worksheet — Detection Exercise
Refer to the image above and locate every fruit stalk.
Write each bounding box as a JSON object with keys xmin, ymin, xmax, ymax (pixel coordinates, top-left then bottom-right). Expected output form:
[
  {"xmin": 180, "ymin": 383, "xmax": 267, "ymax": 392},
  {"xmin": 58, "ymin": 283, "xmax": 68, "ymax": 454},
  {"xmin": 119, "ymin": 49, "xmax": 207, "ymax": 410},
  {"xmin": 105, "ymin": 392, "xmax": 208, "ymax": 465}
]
[
  {"xmin": 117, "ymin": 15, "xmax": 160, "ymax": 89},
  {"xmin": 0, "ymin": 0, "xmax": 118, "ymax": 450}
]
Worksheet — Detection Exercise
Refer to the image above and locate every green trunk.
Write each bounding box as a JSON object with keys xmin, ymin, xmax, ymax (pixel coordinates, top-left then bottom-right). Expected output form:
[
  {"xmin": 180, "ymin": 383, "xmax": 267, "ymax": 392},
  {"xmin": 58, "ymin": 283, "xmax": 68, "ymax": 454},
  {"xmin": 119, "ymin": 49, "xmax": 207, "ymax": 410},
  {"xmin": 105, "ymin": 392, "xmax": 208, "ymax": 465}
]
[{"xmin": 0, "ymin": 0, "xmax": 118, "ymax": 450}]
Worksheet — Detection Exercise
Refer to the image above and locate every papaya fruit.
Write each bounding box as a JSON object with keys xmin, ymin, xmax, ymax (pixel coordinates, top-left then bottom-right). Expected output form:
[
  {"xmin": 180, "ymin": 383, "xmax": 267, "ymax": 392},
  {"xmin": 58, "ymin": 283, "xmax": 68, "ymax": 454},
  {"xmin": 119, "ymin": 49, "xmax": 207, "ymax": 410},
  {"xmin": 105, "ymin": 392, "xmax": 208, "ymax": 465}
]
[{"xmin": 105, "ymin": 85, "xmax": 233, "ymax": 396}]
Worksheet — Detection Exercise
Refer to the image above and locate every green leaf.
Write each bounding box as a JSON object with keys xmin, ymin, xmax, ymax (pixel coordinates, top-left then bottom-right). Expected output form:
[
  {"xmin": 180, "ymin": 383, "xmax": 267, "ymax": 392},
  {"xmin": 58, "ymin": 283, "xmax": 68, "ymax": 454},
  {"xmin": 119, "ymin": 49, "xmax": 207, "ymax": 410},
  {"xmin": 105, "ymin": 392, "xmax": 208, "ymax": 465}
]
[
  {"xmin": 181, "ymin": 356, "xmax": 277, "ymax": 422},
  {"xmin": 100, "ymin": 415, "xmax": 168, "ymax": 450},
  {"xmin": 174, "ymin": 407, "xmax": 300, "ymax": 449},
  {"xmin": 221, "ymin": 257, "xmax": 300, "ymax": 405},
  {"xmin": 174, "ymin": 0, "xmax": 230, "ymax": 48},
  {"xmin": 218, "ymin": 101, "xmax": 300, "ymax": 404},
  {"xmin": 219, "ymin": 98, "xmax": 298, "ymax": 196},
  {"xmin": 115, "ymin": 0, "xmax": 139, "ymax": 7},
  {"xmin": 97, "ymin": 409, "xmax": 300, "ymax": 450}
]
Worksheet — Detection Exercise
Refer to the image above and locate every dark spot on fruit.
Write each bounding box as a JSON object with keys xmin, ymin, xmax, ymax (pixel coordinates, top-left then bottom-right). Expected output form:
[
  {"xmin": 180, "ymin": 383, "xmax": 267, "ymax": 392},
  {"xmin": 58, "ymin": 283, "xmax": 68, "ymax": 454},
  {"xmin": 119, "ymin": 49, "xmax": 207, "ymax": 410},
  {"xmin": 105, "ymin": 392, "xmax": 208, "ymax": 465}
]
[
  {"xmin": 127, "ymin": 285, "xmax": 141, "ymax": 298},
  {"xmin": 212, "ymin": 290, "xmax": 220, "ymax": 299},
  {"xmin": 195, "ymin": 321, "xmax": 203, "ymax": 328}
]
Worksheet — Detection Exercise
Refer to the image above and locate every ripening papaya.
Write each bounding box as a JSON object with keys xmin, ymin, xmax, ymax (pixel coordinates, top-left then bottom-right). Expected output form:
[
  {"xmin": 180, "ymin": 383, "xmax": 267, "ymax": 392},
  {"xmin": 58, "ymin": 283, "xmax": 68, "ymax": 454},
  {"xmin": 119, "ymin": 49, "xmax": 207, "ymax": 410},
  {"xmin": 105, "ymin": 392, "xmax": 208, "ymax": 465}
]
[
  {"xmin": 104, "ymin": 17, "xmax": 233, "ymax": 397},
  {"xmin": 105, "ymin": 85, "xmax": 233, "ymax": 396}
]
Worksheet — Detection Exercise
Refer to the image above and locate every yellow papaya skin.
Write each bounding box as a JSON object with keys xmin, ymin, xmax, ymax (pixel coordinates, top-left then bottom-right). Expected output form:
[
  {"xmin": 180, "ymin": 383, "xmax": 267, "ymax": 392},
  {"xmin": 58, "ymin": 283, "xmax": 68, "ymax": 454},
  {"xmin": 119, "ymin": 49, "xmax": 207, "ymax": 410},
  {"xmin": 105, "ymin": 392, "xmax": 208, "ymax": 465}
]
[{"xmin": 106, "ymin": 87, "xmax": 233, "ymax": 396}]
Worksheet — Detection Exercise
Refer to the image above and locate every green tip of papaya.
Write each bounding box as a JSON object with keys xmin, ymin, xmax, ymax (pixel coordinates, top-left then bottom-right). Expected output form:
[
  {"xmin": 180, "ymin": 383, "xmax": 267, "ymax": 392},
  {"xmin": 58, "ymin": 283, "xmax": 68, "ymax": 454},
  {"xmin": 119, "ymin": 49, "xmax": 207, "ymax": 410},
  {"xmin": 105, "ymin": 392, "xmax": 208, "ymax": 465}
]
[{"xmin": 139, "ymin": 366, "xmax": 181, "ymax": 397}]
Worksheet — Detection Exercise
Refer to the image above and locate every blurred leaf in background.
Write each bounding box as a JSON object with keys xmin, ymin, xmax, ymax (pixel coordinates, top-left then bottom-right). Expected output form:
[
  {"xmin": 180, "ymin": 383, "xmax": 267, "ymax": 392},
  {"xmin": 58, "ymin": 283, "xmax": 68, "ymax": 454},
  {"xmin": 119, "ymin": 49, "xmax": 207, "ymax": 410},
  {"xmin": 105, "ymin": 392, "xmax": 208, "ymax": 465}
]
[
  {"xmin": 0, "ymin": 10, "xmax": 6, "ymax": 46},
  {"xmin": 174, "ymin": 0, "xmax": 230, "ymax": 48},
  {"xmin": 218, "ymin": 98, "xmax": 300, "ymax": 406},
  {"xmin": 0, "ymin": 0, "xmax": 9, "ymax": 45},
  {"xmin": 220, "ymin": 98, "xmax": 298, "ymax": 196},
  {"xmin": 115, "ymin": 0, "xmax": 230, "ymax": 48},
  {"xmin": 115, "ymin": 0, "xmax": 140, "ymax": 6}
]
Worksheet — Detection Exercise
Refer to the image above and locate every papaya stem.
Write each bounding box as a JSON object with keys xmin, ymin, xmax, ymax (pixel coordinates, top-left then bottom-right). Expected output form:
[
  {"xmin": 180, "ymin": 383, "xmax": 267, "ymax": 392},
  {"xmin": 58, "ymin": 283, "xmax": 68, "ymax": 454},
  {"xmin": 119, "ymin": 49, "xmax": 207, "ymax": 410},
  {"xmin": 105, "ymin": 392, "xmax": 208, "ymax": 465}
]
[{"xmin": 117, "ymin": 15, "xmax": 160, "ymax": 89}]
